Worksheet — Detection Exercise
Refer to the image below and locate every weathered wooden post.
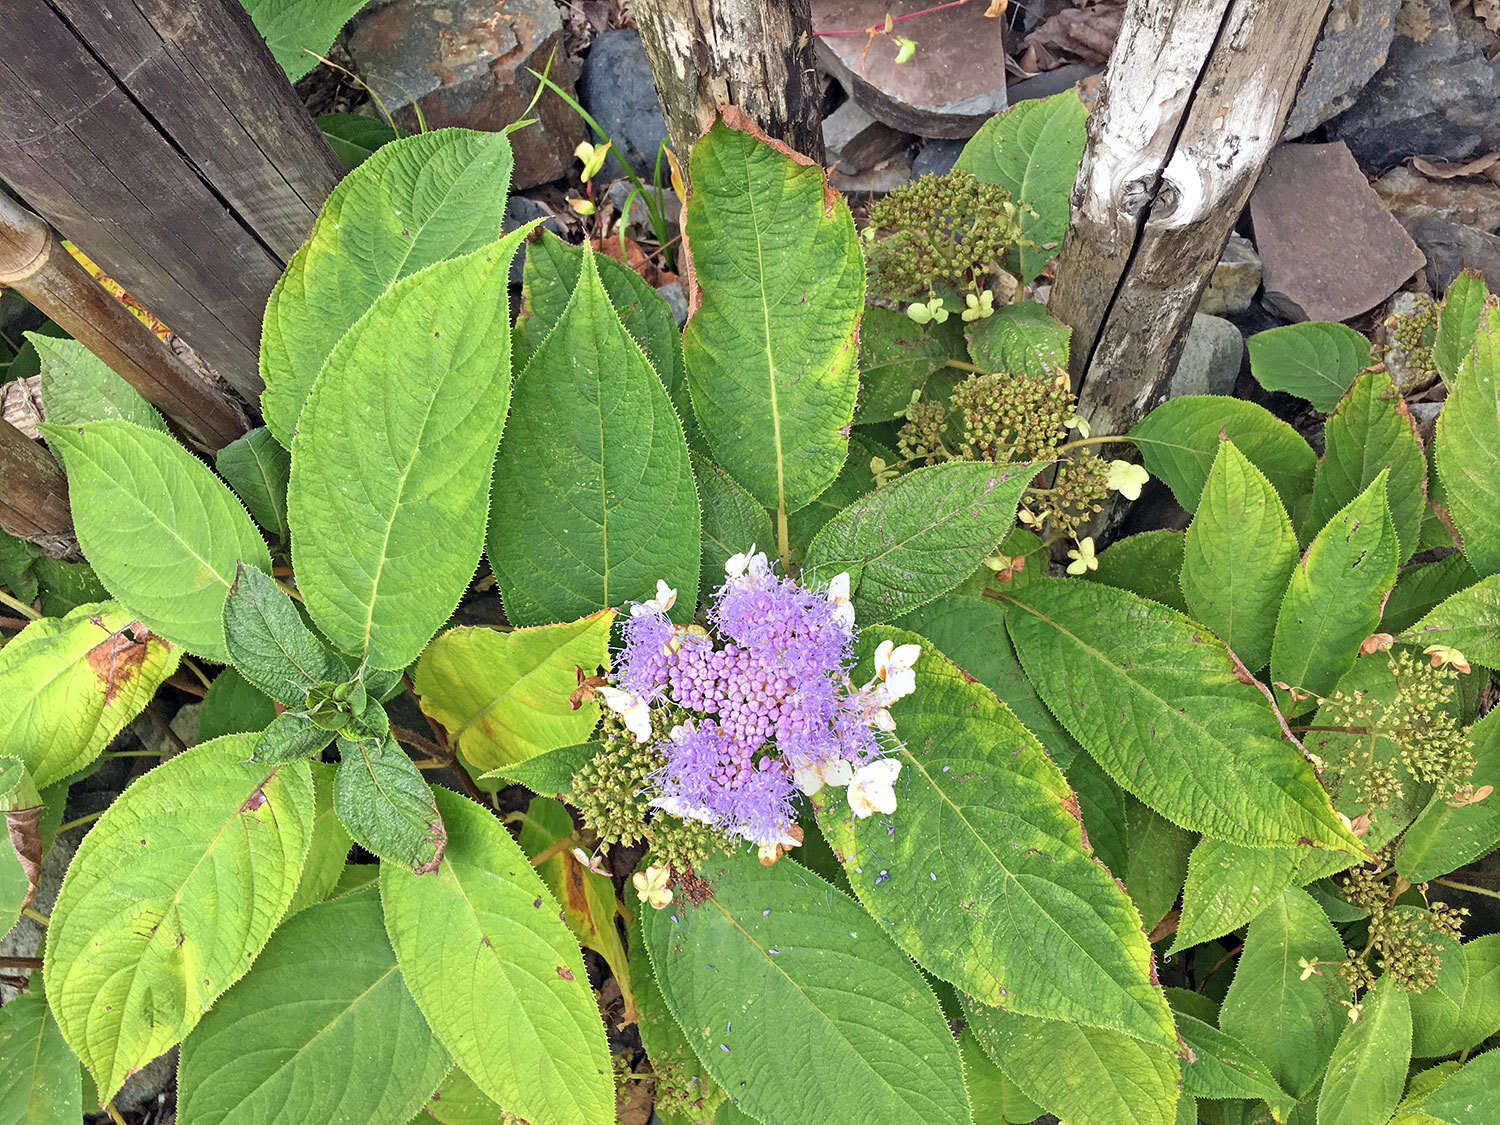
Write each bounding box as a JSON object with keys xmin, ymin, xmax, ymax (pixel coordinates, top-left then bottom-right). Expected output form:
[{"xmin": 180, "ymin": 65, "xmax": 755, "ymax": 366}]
[
  {"xmin": 1050, "ymin": 0, "xmax": 1333, "ymax": 441},
  {"xmin": 0, "ymin": 193, "xmax": 250, "ymax": 452},
  {"xmin": 0, "ymin": 420, "xmax": 74, "ymax": 558},
  {"xmin": 632, "ymin": 0, "xmax": 826, "ymax": 163},
  {"xmin": 0, "ymin": 0, "xmax": 344, "ymax": 398}
]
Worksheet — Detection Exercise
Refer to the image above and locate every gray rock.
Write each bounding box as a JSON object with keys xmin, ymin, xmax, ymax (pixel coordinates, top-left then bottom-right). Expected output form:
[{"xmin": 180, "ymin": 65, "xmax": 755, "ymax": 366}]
[
  {"xmin": 912, "ymin": 138, "xmax": 965, "ymax": 178},
  {"xmin": 822, "ymin": 99, "xmax": 911, "ymax": 175},
  {"xmin": 1382, "ymin": 291, "xmax": 1440, "ymax": 391},
  {"xmin": 813, "ymin": 0, "xmax": 1006, "ymax": 138},
  {"xmin": 606, "ymin": 179, "xmax": 680, "ymax": 233},
  {"xmin": 1409, "ymin": 215, "xmax": 1500, "ymax": 292},
  {"xmin": 1169, "ymin": 314, "xmax": 1245, "ymax": 398},
  {"xmin": 830, "ymin": 156, "xmax": 914, "ymax": 195},
  {"xmin": 578, "ymin": 30, "xmax": 670, "ymax": 179},
  {"xmin": 347, "ymin": 0, "xmax": 584, "ymax": 189},
  {"xmin": 656, "ymin": 281, "xmax": 689, "ymax": 327},
  {"xmin": 1250, "ymin": 142, "xmax": 1426, "ymax": 322},
  {"xmin": 1198, "ymin": 234, "xmax": 1262, "ymax": 317},
  {"xmin": 1328, "ymin": 0, "xmax": 1500, "ymax": 171},
  {"xmin": 112, "ymin": 1047, "xmax": 176, "ymax": 1114},
  {"xmin": 1285, "ymin": 0, "xmax": 1404, "ymax": 138},
  {"xmin": 506, "ymin": 196, "xmax": 559, "ymax": 286},
  {"xmin": 1005, "ymin": 62, "xmax": 1101, "ymax": 105},
  {"xmin": 1, "ymin": 833, "xmax": 75, "ymax": 1003},
  {"xmin": 1373, "ymin": 165, "xmax": 1500, "ymax": 231}
]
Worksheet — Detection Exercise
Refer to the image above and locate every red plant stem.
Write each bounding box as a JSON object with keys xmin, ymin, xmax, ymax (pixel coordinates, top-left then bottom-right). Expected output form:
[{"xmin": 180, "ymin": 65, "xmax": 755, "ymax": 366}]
[{"xmin": 816, "ymin": 0, "xmax": 971, "ymax": 36}]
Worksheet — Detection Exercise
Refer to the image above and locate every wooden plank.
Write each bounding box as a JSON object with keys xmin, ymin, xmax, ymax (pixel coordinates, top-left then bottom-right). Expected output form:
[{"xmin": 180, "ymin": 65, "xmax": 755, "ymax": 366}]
[{"xmin": 0, "ymin": 418, "xmax": 75, "ymax": 558}]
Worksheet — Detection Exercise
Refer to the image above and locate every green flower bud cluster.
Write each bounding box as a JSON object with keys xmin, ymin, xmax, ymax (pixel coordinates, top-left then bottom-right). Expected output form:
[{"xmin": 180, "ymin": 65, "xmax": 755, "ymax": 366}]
[
  {"xmin": 897, "ymin": 370, "xmax": 1074, "ymax": 467},
  {"xmin": 864, "ymin": 170, "xmax": 1027, "ymax": 303},
  {"xmin": 1383, "ymin": 296, "xmax": 1438, "ymax": 385},
  {"xmin": 1339, "ymin": 851, "xmax": 1469, "ymax": 994},
  {"xmin": 648, "ymin": 813, "xmax": 724, "ymax": 879},
  {"xmin": 1044, "ymin": 458, "xmax": 1112, "ymax": 541},
  {"xmin": 570, "ymin": 724, "xmax": 664, "ymax": 847}
]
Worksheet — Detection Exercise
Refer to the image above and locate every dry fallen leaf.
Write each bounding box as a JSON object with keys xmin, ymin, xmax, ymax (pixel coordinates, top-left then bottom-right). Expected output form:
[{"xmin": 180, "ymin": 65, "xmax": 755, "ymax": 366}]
[
  {"xmin": 1474, "ymin": 0, "xmax": 1500, "ymax": 33},
  {"xmin": 1024, "ymin": 2, "xmax": 1125, "ymax": 65},
  {"xmin": 1412, "ymin": 149, "xmax": 1500, "ymax": 179},
  {"xmin": 984, "ymin": 0, "xmax": 1009, "ymax": 16}
]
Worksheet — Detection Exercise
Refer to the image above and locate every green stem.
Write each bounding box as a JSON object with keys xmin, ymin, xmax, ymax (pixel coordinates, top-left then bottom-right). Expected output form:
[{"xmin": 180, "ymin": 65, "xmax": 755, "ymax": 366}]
[
  {"xmin": 0, "ymin": 589, "xmax": 39, "ymax": 620},
  {"xmin": 1055, "ymin": 434, "xmax": 1131, "ymax": 456},
  {"xmin": 776, "ymin": 505, "xmax": 791, "ymax": 573},
  {"xmin": 57, "ymin": 809, "xmax": 104, "ymax": 833},
  {"xmin": 21, "ymin": 906, "xmax": 48, "ymax": 927},
  {"xmin": 1434, "ymin": 877, "xmax": 1500, "ymax": 901}
]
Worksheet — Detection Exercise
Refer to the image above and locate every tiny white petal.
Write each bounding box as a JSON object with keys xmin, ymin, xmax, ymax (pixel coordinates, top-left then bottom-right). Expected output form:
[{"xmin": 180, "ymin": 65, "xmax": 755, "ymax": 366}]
[
  {"xmin": 883, "ymin": 667, "xmax": 917, "ymax": 702},
  {"xmin": 874, "ymin": 639, "xmax": 895, "ymax": 678},
  {"xmin": 848, "ymin": 759, "xmax": 901, "ymax": 818}
]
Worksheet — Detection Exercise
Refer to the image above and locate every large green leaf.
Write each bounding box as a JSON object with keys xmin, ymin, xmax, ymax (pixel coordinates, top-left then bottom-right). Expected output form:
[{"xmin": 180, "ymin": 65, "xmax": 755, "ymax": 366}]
[
  {"xmin": 222, "ymin": 561, "xmax": 346, "ymax": 708},
  {"xmin": 0, "ymin": 987, "xmax": 80, "ymax": 1125},
  {"xmin": 1433, "ymin": 272, "xmax": 1489, "ymax": 384},
  {"xmin": 1407, "ymin": 935, "xmax": 1500, "ymax": 1058},
  {"xmin": 32, "ymin": 334, "xmax": 166, "ymax": 432},
  {"xmin": 0, "ymin": 601, "xmax": 179, "ymax": 789},
  {"xmin": 1398, "ymin": 707, "xmax": 1500, "ymax": 882},
  {"xmin": 413, "ymin": 611, "xmax": 614, "ymax": 772},
  {"xmin": 1397, "ymin": 1047, "xmax": 1500, "ymax": 1123},
  {"xmin": 955, "ymin": 90, "xmax": 1088, "ymax": 284},
  {"xmin": 260, "ymin": 129, "xmax": 514, "ymax": 445},
  {"xmin": 855, "ymin": 306, "xmax": 964, "ymax": 423},
  {"xmin": 216, "ymin": 427, "xmax": 291, "ymax": 541},
  {"xmin": 44, "ymin": 737, "xmax": 314, "ymax": 1099},
  {"xmin": 1129, "ymin": 396, "xmax": 1318, "ymax": 513},
  {"xmin": 1171, "ymin": 838, "xmax": 1350, "ymax": 953},
  {"xmin": 681, "ymin": 115, "xmax": 863, "ymax": 512},
  {"xmin": 335, "ymin": 735, "xmax": 444, "ymax": 874},
  {"xmin": 288, "ymin": 230, "xmax": 528, "ymax": 668},
  {"xmin": 1083, "ymin": 528, "xmax": 1189, "ymax": 614},
  {"xmin": 803, "ymin": 459, "xmax": 1039, "ymax": 623},
  {"xmin": 1271, "ymin": 471, "xmax": 1400, "ymax": 705},
  {"xmin": 642, "ymin": 848, "xmax": 970, "ymax": 1125},
  {"xmin": 1003, "ymin": 578, "xmax": 1363, "ymax": 852},
  {"xmin": 1436, "ymin": 311, "xmax": 1500, "ymax": 577},
  {"xmin": 286, "ymin": 760, "xmax": 352, "ymax": 915},
  {"xmin": 241, "ymin": 0, "xmax": 370, "ymax": 81},
  {"xmin": 1220, "ymin": 887, "xmax": 1347, "ymax": 1100},
  {"xmin": 41, "ymin": 419, "xmax": 272, "ymax": 662},
  {"xmin": 1172, "ymin": 1008, "xmax": 1288, "ymax": 1109},
  {"xmin": 1305, "ymin": 367, "xmax": 1426, "ymax": 560},
  {"xmin": 1246, "ymin": 322, "xmax": 1371, "ymax": 412},
  {"xmin": 177, "ymin": 888, "xmax": 449, "ymax": 1125},
  {"xmin": 1181, "ymin": 440, "xmax": 1300, "ymax": 671},
  {"xmin": 692, "ymin": 453, "xmax": 775, "ymax": 594},
  {"xmin": 1383, "ymin": 554, "xmax": 1480, "ymax": 636},
  {"xmin": 964, "ymin": 300, "xmax": 1071, "ymax": 379},
  {"xmin": 957, "ymin": 1027, "xmax": 1044, "ymax": 1125},
  {"xmin": 489, "ymin": 247, "xmax": 700, "ymax": 627},
  {"xmin": 963, "ymin": 1000, "xmax": 1179, "ymax": 1125},
  {"xmin": 1318, "ymin": 974, "xmax": 1411, "ymax": 1125},
  {"xmin": 628, "ymin": 917, "xmax": 727, "ymax": 1123},
  {"xmin": 380, "ymin": 787, "xmax": 612, "ymax": 1125},
  {"xmin": 1400, "ymin": 574, "xmax": 1500, "ymax": 670},
  {"xmin": 814, "ymin": 627, "xmax": 1174, "ymax": 1047}
]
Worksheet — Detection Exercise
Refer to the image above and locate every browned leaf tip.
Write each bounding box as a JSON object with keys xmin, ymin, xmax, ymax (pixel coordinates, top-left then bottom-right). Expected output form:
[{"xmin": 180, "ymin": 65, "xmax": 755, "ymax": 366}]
[
  {"xmin": 85, "ymin": 620, "xmax": 152, "ymax": 706},
  {"xmin": 414, "ymin": 817, "xmax": 448, "ymax": 875},
  {"xmin": 5, "ymin": 806, "xmax": 42, "ymax": 909}
]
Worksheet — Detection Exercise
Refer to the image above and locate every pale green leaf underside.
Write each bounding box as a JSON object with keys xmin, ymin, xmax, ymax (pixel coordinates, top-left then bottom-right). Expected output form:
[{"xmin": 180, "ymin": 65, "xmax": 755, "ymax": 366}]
[
  {"xmin": 643, "ymin": 848, "xmax": 970, "ymax": 1125},
  {"xmin": 815, "ymin": 628, "xmax": 1175, "ymax": 1049},
  {"xmin": 260, "ymin": 128, "xmax": 514, "ymax": 445},
  {"xmin": 380, "ymin": 788, "xmax": 613, "ymax": 1125},
  {"xmin": 41, "ymin": 420, "xmax": 271, "ymax": 662},
  {"xmin": 44, "ymin": 737, "xmax": 314, "ymax": 1099},
  {"xmin": 289, "ymin": 232, "xmax": 527, "ymax": 669},
  {"xmin": 1436, "ymin": 311, "xmax": 1500, "ymax": 578},
  {"xmin": 33, "ymin": 334, "xmax": 166, "ymax": 433},
  {"xmin": 682, "ymin": 118, "xmax": 864, "ymax": 512},
  {"xmin": 1004, "ymin": 578, "xmax": 1363, "ymax": 853},
  {"xmin": 1247, "ymin": 321, "xmax": 1371, "ymax": 413},
  {"xmin": 1318, "ymin": 975, "xmax": 1411, "ymax": 1125},
  {"xmin": 177, "ymin": 888, "xmax": 451, "ymax": 1125},
  {"xmin": 241, "ymin": 0, "xmax": 370, "ymax": 81},
  {"xmin": 489, "ymin": 248, "xmax": 700, "ymax": 627},
  {"xmin": 0, "ymin": 989, "xmax": 81, "ymax": 1125}
]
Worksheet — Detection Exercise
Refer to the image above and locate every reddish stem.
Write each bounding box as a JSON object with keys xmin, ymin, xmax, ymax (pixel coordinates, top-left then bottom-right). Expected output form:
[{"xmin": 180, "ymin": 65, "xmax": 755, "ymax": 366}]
[{"xmin": 816, "ymin": 0, "xmax": 972, "ymax": 36}]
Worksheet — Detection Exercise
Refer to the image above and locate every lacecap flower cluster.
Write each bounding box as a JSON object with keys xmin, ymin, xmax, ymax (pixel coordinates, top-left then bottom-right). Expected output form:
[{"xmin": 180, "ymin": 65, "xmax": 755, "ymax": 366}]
[{"xmin": 599, "ymin": 549, "xmax": 917, "ymax": 882}]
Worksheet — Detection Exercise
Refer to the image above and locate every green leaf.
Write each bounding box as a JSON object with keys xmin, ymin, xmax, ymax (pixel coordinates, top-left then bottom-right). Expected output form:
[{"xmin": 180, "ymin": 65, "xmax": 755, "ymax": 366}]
[
  {"xmin": 785, "ymin": 433, "xmax": 885, "ymax": 560},
  {"xmin": 1383, "ymin": 554, "xmax": 1480, "ymax": 636},
  {"xmin": 1130, "ymin": 396, "xmax": 1319, "ymax": 514},
  {"xmin": 681, "ymin": 115, "xmax": 864, "ymax": 512},
  {"xmin": 253, "ymin": 710, "xmax": 336, "ymax": 763},
  {"xmin": 692, "ymin": 453, "xmax": 775, "ymax": 594},
  {"xmin": 1408, "ymin": 934, "xmax": 1500, "ymax": 1058},
  {"xmin": 380, "ymin": 787, "xmax": 613, "ymax": 1125},
  {"xmin": 216, "ymin": 427, "xmax": 291, "ymax": 541},
  {"xmin": 628, "ymin": 916, "xmax": 727, "ymax": 1123},
  {"xmin": 334, "ymin": 735, "xmax": 444, "ymax": 874},
  {"xmin": 1220, "ymin": 887, "xmax": 1348, "ymax": 1100},
  {"xmin": 1305, "ymin": 367, "xmax": 1427, "ymax": 560},
  {"xmin": 963, "ymin": 1000, "xmax": 1179, "ymax": 1125},
  {"xmin": 43, "ymin": 736, "xmax": 314, "ymax": 1099},
  {"xmin": 958, "ymin": 1027, "xmax": 1044, "ymax": 1124},
  {"xmin": 814, "ymin": 627, "xmax": 1175, "ymax": 1047},
  {"xmin": 1003, "ymin": 578, "xmax": 1364, "ymax": 852},
  {"xmin": 0, "ymin": 530, "xmax": 41, "ymax": 603},
  {"xmin": 289, "ymin": 231, "xmax": 529, "ymax": 668},
  {"xmin": 1436, "ymin": 310, "xmax": 1500, "ymax": 577},
  {"xmin": 223, "ymin": 563, "xmax": 346, "ymax": 706},
  {"xmin": 855, "ymin": 306, "xmax": 964, "ymax": 423},
  {"xmin": 32, "ymin": 334, "xmax": 166, "ymax": 432},
  {"xmin": 414, "ymin": 612, "xmax": 614, "ymax": 773},
  {"xmin": 1246, "ymin": 322, "xmax": 1371, "ymax": 412},
  {"xmin": 287, "ymin": 761, "xmax": 353, "ymax": 914},
  {"xmin": 178, "ymin": 887, "xmax": 450, "ymax": 1125},
  {"xmin": 1401, "ymin": 574, "xmax": 1500, "ymax": 669},
  {"xmin": 241, "ymin": 0, "xmax": 370, "ymax": 81},
  {"xmin": 316, "ymin": 112, "xmax": 399, "ymax": 169},
  {"xmin": 1398, "ymin": 708, "xmax": 1500, "ymax": 882},
  {"xmin": 643, "ymin": 847, "xmax": 969, "ymax": 1125},
  {"xmin": 32, "ymin": 557, "xmax": 108, "ymax": 617},
  {"xmin": 1182, "ymin": 441, "xmax": 1300, "ymax": 670},
  {"xmin": 965, "ymin": 300, "xmax": 1071, "ymax": 379},
  {"xmin": 513, "ymin": 227, "xmax": 685, "ymax": 399},
  {"xmin": 1433, "ymin": 272, "xmax": 1489, "ymax": 384},
  {"xmin": 489, "ymin": 247, "xmax": 700, "ymax": 627},
  {"xmin": 260, "ymin": 128, "xmax": 513, "ymax": 445},
  {"xmin": 956, "ymin": 91, "xmax": 1088, "ymax": 284},
  {"xmin": 1397, "ymin": 1047, "xmax": 1500, "ymax": 1123},
  {"xmin": 1271, "ymin": 471, "xmax": 1400, "ymax": 704},
  {"xmin": 41, "ymin": 419, "xmax": 272, "ymax": 662},
  {"xmin": 1174, "ymin": 1009, "xmax": 1289, "ymax": 1108},
  {"xmin": 1082, "ymin": 529, "xmax": 1189, "ymax": 614},
  {"xmin": 198, "ymin": 666, "xmax": 276, "ymax": 742},
  {"xmin": 0, "ymin": 988, "xmax": 81, "ymax": 1125},
  {"xmin": 479, "ymin": 741, "xmax": 598, "ymax": 795},
  {"xmin": 0, "ymin": 601, "xmax": 179, "ymax": 789},
  {"xmin": 1319, "ymin": 974, "xmax": 1411, "ymax": 1125},
  {"xmin": 804, "ymin": 459, "xmax": 1040, "ymax": 623}
]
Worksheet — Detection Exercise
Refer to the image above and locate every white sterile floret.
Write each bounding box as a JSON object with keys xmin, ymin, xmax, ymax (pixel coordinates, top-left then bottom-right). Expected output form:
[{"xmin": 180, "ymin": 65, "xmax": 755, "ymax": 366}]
[
  {"xmin": 874, "ymin": 639, "xmax": 921, "ymax": 701},
  {"xmin": 826, "ymin": 571, "xmax": 855, "ymax": 629},
  {"xmin": 848, "ymin": 759, "xmax": 902, "ymax": 818},
  {"xmin": 632, "ymin": 864, "xmax": 673, "ymax": 909},
  {"xmin": 791, "ymin": 754, "xmax": 854, "ymax": 796},
  {"xmin": 632, "ymin": 579, "xmax": 678, "ymax": 617},
  {"xmin": 597, "ymin": 685, "xmax": 652, "ymax": 741},
  {"xmin": 725, "ymin": 545, "xmax": 764, "ymax": 583}
]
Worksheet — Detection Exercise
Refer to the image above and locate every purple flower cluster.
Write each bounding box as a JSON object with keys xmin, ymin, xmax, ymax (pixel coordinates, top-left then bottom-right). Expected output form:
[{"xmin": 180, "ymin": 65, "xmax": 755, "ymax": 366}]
[{"xmin": 613, "ymin": 551, "xmax": 888, "ymax": 849}]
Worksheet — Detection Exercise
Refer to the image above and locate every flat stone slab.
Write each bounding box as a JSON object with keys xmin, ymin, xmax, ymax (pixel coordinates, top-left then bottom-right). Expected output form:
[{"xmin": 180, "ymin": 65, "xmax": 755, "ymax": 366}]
[{"xmin": 1250, "ymin": 141, "xmax": 1426, "ymax": 322}]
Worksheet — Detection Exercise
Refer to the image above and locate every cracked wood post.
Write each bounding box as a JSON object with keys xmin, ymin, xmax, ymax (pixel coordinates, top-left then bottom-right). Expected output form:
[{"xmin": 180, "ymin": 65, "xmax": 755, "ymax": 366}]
[
  {"xmin": 0, "ymin": 0, "xmax": 344, "ymax": 399},
  {"xmin": 0, "ymin": 192, "xmax": 249, "ymax": 453},
  {"xmin": 1050, "ymin": 0, "xmax": 1333, "ymax": 442},
  {"xmin": 632, "ymin": 0, "xmax": 826, "ymax": 165},
  {"xmin": 0, "ymin": 418, "xmax": 75, "ymax": 558}
]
